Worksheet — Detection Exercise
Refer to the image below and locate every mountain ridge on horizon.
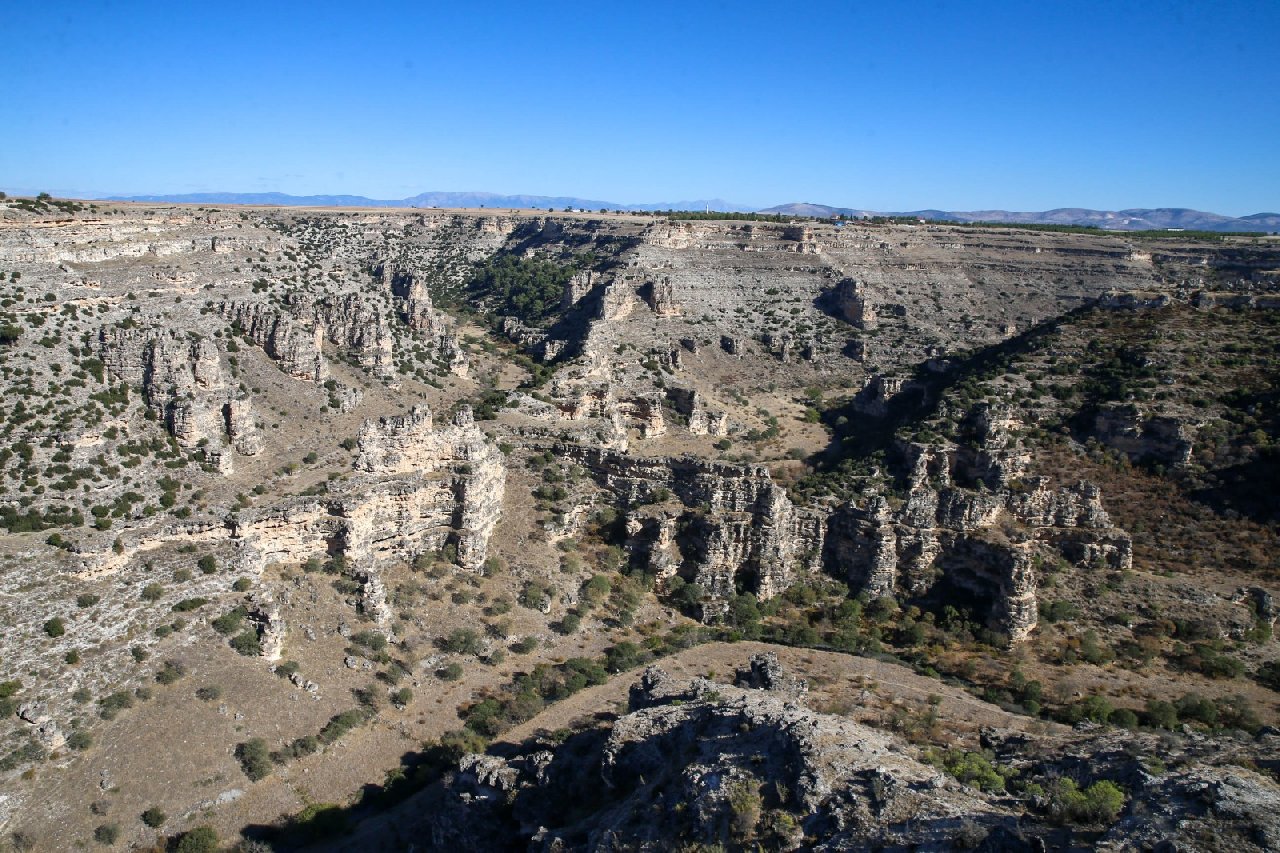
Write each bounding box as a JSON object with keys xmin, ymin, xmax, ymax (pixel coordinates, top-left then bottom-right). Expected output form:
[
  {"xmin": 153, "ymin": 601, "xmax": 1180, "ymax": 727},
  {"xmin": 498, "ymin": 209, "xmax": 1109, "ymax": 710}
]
[
  {"xmin": 760, "ymin": 202, "xmax": 1280, "ymax": 233},
  {"xmin": 64, "ymin": 189, "xmax": 1280, "ymax": 233}
]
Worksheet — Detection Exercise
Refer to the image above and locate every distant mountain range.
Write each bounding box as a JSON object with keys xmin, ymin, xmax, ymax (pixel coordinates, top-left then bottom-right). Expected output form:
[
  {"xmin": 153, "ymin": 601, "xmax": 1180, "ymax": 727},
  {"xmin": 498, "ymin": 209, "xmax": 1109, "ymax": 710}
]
[
  {"xmin": 759, "ymin": 203, "xmax": 1280, "ymax": 233},
  {"xmin": 107, "ymin": 190, "xmax": 755, "ymax": 214},
  {"xmin": 98, "ymin": 190, "xmax": 1277, "ymax": 233}
]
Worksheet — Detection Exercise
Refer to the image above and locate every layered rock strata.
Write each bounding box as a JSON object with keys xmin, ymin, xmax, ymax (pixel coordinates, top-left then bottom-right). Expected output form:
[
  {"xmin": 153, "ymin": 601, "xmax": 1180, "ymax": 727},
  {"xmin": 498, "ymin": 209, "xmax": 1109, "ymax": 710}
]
[{"xmin": 99, "ymin": 327, "xmax": 261, "ymax": 465}]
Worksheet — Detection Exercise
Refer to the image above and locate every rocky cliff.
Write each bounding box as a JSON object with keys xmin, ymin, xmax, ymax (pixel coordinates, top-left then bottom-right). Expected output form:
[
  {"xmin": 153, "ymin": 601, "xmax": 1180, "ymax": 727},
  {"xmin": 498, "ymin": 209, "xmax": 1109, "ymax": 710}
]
[
  {"xmin": 416, "ymin": 656, "xmax": 1280, "ymax": 852},
  {"xmin": 99, "ymin": 326, "xmax": 261, "ymax": 466}
]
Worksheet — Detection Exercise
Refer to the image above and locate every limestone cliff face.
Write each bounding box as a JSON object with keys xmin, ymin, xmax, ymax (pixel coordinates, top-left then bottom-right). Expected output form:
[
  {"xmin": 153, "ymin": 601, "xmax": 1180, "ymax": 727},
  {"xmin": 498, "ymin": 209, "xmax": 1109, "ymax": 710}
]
[
  {"xmin": 823, "ymin": 412, "xmax": 1131, "ymax": 642},
  {"xmin": 1092, "ymin": 402, "xmax": 1195, "ymax": 467},
  {"xmin": 375, "ymin": 263, "xmax": 468, "ymax": 374},
  {"xmin": 830, "ymin": 277, "xmax": 877, "ymax": 329},
  {"xmin": 220, "ymin": 300, "xmax": 326, "ymax": 381},
  {"xmin": 350, "ymin": 405, "xmax": 505, "ymax": 572},
  {"xmin": 558, "ymin": 395, "xmax": 1128, "ymax": 640},
  {"xmin": 315, "ymin": 293, "xmax": 396, "ymax": 378},
  {"xmin": 99, "ymin": 327, "xmax": 260, "ymax": 465},
  {"xmin": 570, "ymin": 449, "xmax": 824, "ymax": 612},
  {"xmin": 220, "ymin": 292, "xmax": 399, "ymax": 381}
]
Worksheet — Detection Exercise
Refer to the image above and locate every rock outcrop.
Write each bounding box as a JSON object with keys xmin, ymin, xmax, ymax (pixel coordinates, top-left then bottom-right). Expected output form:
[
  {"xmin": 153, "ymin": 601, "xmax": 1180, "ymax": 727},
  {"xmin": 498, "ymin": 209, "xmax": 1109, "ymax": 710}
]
[
  {"xmin": 824, "ymin": 406, "xmax": 1132, "ymax": 642},
  {"xmin": 416, "ymin": 662, "xmax": 1280, "ymax": 852},
  {"xmin": 99, "ymin": 327, "xmax": 260, "ymax": 464},
  {"xmin": 220, "ymin": 300, "xmax": 327, "ymax": 381},
  {"xmin": 569, "ymin": 449, "xmax": 824, "ymax": 611},
  {"xmin": 1092, "ymin": 402, "xmax": 1195, "ymax": 467}
]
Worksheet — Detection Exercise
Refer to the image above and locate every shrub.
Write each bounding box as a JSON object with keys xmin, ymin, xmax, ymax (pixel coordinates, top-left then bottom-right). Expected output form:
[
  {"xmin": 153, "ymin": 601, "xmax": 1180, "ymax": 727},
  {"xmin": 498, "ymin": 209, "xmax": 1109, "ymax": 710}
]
[
  {"xmin": 276, "ymin": 734, "xmax": 319, "ymax": 761},
  {"xmin": 1256, "ymin": 661, "xmax": 1280, "ymax": 691},
  {"xmin": 556, "ymin": 613, "xmax": 581, "ymax": 635},
  {"xmin": 171, "ymin": 597, "xmax": 208, "ymax": 612},
  {"xmin": 211, "ymin": 606, "xmax": 247, "ymax": 635},
  {"xmin": 318, "ymin": 709, "xmax": 368, "ymax": 744},
  {"xmin": 1143, "ymin": 699, "xmax": 1178, "ymax": 729},
  {"xmin": 392, "ymin": 687, "xmax": 413, "ymax": 707},
  {"xmin": 93, "ymin": 823, "xmax": 119, "ymax": 845},
  {"xmin": 230, "ymin": 630, "xmax": 262, "ymax": 656},
  {"xmin": 155, "ymin": 660, "xmax": 186, "ymax": 685},
  {"xmin": 1046, "ymin": 778, "xmax": 1126, "ymax": 824},
  {"xmin": 604, "ymin": 641, "xmax": 651, "ymax": 673},
  {"xmin": 98, "ymin": 690, "xmax": 134, "ymax": 720},
  {"xmin": 140, "ymin": 583, "xmax": 164, "ymax": 602},
  {"xmin": 76, "ymin": 593, "xmax": 100, "ymax": 608},
  {"xmin": 237, "ymin": 738, "xmax": 272, "ymax": 781},
  {"xmin": 1038, "ymin": 599, "xmax": 1079, "ymax": 623},
  {"xmin": 929, "ymin": 748, "xmax": 1009, "ymax": 792},
  {"xmin": 66, "ymin": 730, "xmax": 92, "ymax": 750},
  {"xmin": 196, "ymin": 555, "xmax": 217, "ymax": 574},
  {"xmin": 43, "ymin": 617, "xmax": 66, "ymax": 638},
  {"xmin": 580, "ymin": 574, "xmax": 611, "ymax": 608},
  {"xmin": 519, "ymin": 579, "xmax": 552, "ymax": 611},
  {"xmin": 440, "ymin": 628, "xmax": 481, "ymax": 655},
  {"xmin": 1175, "ymin": 693, "xmax": 1218, "ymax": 727},
  {"xmin": 232, "ymin": 577, "xmax": 252, "ymax": 592},
  {"xmin": 438, "ymin": 662, "xmax": 464, "ymax": 681},
  {"xmin": 174, "ymin": 825, "xmax": 218, "ymax": 853},
  {"xmin": 510, "ymin": 636, "xmax": 538, "ymax": 654},
  {"xmin": 1109, "ymin": 708, "xmax": 1139, "ymax": 728},
  {"xmin": 195, "ymin": 685, "xmax": 222, "ymax": 701},
  {"xmin": 140, "ymin": 806, "xmax": 166, "ymax": 827},
  {"xmin": 349, "ymin": 630, "xmax": 387, "ymax": 652}
]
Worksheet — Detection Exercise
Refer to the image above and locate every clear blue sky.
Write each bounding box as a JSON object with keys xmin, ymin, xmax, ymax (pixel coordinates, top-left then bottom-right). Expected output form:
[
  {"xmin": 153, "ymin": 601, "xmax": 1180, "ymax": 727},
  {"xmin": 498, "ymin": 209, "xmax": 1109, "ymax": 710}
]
[{"xmin": 3, "ymin": 0, "xmax": 1277, "ymax": 214}]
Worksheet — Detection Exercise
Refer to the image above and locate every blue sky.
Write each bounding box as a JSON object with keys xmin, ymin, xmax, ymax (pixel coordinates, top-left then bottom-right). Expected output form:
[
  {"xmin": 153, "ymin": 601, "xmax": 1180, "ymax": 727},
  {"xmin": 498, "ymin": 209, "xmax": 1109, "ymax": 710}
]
[{"xmin": 2, "ymin": 1, "xmax": 1277, "ymax": 214}]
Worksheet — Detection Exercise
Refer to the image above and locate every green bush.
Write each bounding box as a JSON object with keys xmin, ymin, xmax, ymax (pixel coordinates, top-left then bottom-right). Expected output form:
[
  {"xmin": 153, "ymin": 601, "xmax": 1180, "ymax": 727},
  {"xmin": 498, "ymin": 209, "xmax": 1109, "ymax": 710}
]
[
  {"xmin": 318, "ymin": 708, "xmax": 369, "ymax": 744},
  {"xmin": 350, "ymin": 630, "xmax": 387, "ymax": 652},
  {"xmin": 141, "ymin": 806, "xmax": 166, "ymax": 828},
  {"xmin": 93, "ymin": 823, "xmax": 120, "ymax": 845},
  {"xmin": 43, "ymin": 617, "xmax": 66, "ymax": 638},
  {"xmin": 1256, "ymin": 660, "xmax": 1280, "ymax": 691},
  {"xmin": 230, "ymin": 630, "xmax": 262, "ymax": 656},
  {"xmin": 155, "ymin": 660, "xmax": 186, "ymax": 685},
  {"xmin": 211, "ymin": 606, "xmax": 247, "ymax": 635},
  {"xmin": 98, "ymin": 690, "xmax": 134, "ymax": 720},
  {"xmin": 196, "ymin": 555, "xmax": 217, "ymax": 574},
  {"xmin": 66, "ymin": 730, "xmax": 92, "ymax": 750},
  {"xmin": 1046, "ymin": 778, "xmax": 1126, "ymax": 824},
  {"xmin": 440, "ymin": 628, "xmax": 481, "ymax": 655},
  {"xmin": 76, "ymin": 593, "xmax": 101, "ymax": 608},
  {"xmin": 237, "ymin": 737, "xmax": 272, "ymax": 781},
  {"xmin": 519, "ymin": 579, "xmax": 552, "ymax": 611},
  {"xmin": 1143, "ymin": 699, "xmax": 1178, "ymax": 729},
  {"xmin": 510, "ymin": 636, "xmax": 538, "ymax": 654},
  {"xmin": 1109, "ymin": 708, "xmax": 1139, "ymax": 728},
  {"xmin": 174, "ymin": 825, "xmax": 218, "ymax": 853},
  {"xmin": 928, "ymin": 748, "xmax": 1010, "ymax": 792},
  {"xmin": 140, "ymin": 583, "xmax": 164, "ymax": 602}
]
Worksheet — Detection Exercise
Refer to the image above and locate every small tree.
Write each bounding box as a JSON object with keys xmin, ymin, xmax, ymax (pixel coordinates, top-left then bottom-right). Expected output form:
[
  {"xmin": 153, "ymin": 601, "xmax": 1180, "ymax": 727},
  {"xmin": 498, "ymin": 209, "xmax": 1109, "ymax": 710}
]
[
  {"xmin": 237, "ymin": 738, "xmax": 272, "ymax": 781},
  {"xmin": 174, "ymin": 826, "xmax": 218, "ymax": 853}
]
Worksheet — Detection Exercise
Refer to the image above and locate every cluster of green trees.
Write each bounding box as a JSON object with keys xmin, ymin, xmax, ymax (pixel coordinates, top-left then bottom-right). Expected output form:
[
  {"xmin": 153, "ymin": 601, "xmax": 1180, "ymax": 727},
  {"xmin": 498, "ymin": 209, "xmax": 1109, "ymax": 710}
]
[{"xmin": 468, "ymin": 254, "xmax": 578, "ymax": 327}]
